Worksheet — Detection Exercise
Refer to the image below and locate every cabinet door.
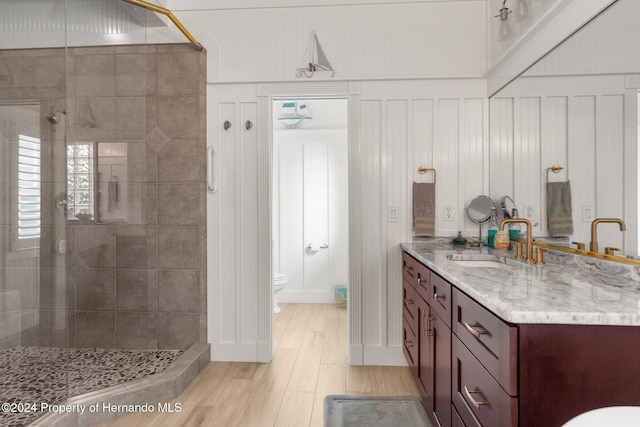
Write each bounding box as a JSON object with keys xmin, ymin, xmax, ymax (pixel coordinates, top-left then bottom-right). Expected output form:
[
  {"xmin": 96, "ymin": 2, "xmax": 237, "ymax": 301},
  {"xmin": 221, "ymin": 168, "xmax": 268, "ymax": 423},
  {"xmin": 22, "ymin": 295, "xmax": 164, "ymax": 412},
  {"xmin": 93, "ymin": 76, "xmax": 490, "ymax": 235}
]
[
  {"xmin": 432, "ymin": 312, "xmax": 452, "ymax": 427},
  {"xmin": 416, "ymin": 296, "xmax": 433, "ymax": 410}
]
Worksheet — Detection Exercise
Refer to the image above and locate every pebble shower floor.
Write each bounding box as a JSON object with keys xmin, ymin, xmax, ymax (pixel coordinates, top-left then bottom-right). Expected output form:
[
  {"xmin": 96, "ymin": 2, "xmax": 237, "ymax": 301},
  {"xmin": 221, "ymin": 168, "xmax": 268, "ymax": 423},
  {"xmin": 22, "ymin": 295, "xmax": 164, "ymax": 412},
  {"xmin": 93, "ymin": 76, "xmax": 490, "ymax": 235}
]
[{"xmin": 0, "ymin": 347, "xmax": 183, "ymax": 427}]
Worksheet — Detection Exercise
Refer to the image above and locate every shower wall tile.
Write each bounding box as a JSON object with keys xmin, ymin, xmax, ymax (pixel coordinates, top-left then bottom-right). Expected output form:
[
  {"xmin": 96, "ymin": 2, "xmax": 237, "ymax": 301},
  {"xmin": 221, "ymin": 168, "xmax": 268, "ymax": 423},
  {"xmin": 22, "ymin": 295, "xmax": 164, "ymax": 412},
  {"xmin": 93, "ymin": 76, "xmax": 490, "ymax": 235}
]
[
  {"xmin": 20, "ymin": 310, "xmax": 37, "ymax": 347},
  {"xmin": 157, "ymin": 52, "xmax": 200, "ymax": 96},
  {"xmin": 146, "ymin": 227, "xmax": 158, "ymax": 268},
  {"xmin": 158, "ymin": 183, "xmax": 200, "ymax": 225},
  {"xmin": 146, "ymin": 96, "xmax": 159, "ymax": 132},
  {"xmin": 157, "ymin": 227, "xmax": 199, "ymax": 269},
  {"xmin": 0, "ymin": 54, "xmax": 35, "ymax": 89},
  {"xmin": 115, "ymin": 96, "xmax": 146, "ymax": 140},
  {"xmin": 115, "ymin": 54, "xmax": 148, "ymax": 97},
  {"xmin": 157, "ymin": 96, "xmax": 198, "ymax": 139},
  {"xmin": 116, "ymin": 269, "xmax": 147, "ymax": 311},
  {"xmin": 116, "ymin": 312, "xmax": 150, "ymax": 350},
  {"xmin": 34, "ymin": 54, "xmax": 66, "ymax": 90},
  {"xmin": 116, "ymin": 233, "xmax": 147, "ymax": 269},
  {"xmin": 76, "ymin": 226, "xmax": 116, "ymax": 269},
  {"xmin": 145, "ymin": 184, "xmax": 158, "ymax": 226},
  {"xmin": 127, "ymin": 141, "xmax": 148, "ymax": 184},
  {"xmin": 37, "ymin": 310, "xmax": 70, "ymax": 348},
  {"xmin": 158, "ymin": 139, "xmax": 198, "ymax": 182},
  {"xmin": 147, "ymin": 312, "xmax": 158, "ymax": 350},
  {"xmin": 0, "ymin": 311, "xmax": 20, "ymax": 349},
  {"xmin": 74, "ymin": 54, "xmax": 115, "ymax": 98},
  {"xmin": 158, "ymin": 312, "xmax": 199, "ymax": 350},
  {"xmin": 76, "ymin": 311, "xmax": 116, "ymax": 348},
  {"xmin": 0, "ymin": 87, "xmax": 37, "ymax": 101},
  {"xmin": 147, "ymin": 269, "xmax": 158, "ymax": 312},
  {"xmin": 39, "ymin": 267, "xmax": 68, "ymax": 310},
  {"xmin": 76, "ymin": 269, "xmax": 116, "ymax": 311},
  {"xmin": 71, "ymin": 97, "xmax": 117, "ymax": 141},
  {"xmin": 158, "ymin": 269, "xmax": 199, "ymax": 312}
]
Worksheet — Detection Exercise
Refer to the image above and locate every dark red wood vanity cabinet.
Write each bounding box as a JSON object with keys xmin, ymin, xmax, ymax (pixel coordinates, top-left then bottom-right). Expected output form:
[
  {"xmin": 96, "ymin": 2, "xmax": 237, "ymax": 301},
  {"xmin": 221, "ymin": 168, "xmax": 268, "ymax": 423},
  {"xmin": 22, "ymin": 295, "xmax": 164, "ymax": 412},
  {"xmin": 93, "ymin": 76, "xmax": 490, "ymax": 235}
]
[
  {"xmin": 402, "ymin": 250, "xmax": 640, "ymax": 427},
  {"xmin": 403, "ymin": 252, "xmax": 452, "ymax": 427}
]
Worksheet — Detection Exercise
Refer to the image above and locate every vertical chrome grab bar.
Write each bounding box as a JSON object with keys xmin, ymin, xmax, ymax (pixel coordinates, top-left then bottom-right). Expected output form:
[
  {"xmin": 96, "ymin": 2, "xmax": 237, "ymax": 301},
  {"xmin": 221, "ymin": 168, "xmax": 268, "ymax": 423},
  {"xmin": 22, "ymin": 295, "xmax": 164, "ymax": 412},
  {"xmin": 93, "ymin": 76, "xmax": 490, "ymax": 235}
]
[{"xmin": 207, "ymin": 146, "xmax": 217, "ymax": 194}]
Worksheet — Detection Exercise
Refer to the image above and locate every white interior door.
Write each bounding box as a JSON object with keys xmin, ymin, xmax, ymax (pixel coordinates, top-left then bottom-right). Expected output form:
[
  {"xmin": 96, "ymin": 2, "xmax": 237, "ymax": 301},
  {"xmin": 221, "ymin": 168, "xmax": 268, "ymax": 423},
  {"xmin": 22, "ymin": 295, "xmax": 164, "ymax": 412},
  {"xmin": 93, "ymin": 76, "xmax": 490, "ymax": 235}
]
[
  {"xmin": 303, "ymin": 142, "xmax": 330, "ymax": 295},
  {"xmin": 275, "ymin": 129, "xmax": 348, "ymax": 303}
]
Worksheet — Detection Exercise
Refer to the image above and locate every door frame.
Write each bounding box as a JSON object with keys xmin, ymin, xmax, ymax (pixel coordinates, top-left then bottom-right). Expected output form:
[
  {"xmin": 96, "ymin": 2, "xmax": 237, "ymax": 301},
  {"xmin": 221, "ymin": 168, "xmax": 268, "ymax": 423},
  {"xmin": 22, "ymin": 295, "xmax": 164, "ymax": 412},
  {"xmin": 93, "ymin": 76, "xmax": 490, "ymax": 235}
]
[{"xmin": 256, "ymin": 81, "xmax": 364, "ymax": 364}]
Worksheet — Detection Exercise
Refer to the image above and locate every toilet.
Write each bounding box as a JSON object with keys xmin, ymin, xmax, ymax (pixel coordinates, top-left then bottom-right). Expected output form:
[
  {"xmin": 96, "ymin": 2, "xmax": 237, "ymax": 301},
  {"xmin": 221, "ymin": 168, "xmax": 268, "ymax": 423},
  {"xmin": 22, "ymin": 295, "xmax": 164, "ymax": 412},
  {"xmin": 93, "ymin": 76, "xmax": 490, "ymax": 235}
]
[{"xmin": 273, "ymin": 273, "xmax": 287, "ymax": 314}]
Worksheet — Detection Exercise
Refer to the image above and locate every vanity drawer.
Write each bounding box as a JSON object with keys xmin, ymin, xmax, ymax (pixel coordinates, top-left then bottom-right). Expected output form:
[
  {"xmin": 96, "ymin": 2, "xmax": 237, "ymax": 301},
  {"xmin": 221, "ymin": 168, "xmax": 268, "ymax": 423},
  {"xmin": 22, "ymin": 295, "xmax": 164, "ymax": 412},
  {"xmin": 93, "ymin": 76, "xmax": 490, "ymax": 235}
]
[
  {"xmin": 430, "ymin": 271, "xmax": 452, "ymax": 328},
  {"xmin": 453, "ymin": 289, "xmax": 518, "ymax": 395},
  {"xmin": 402, "ymin": 252, "xmax": 430, "ymax": 301},
  {"xmin": 403, "ymin": 279, "xmax": 418, "ymax": 333},
  {"xmin": 403, "ymin": 316, "xmax": 418, "ymax": 375},
  {"xmin": 453, "ymin": 337, "xmax": 518, "ymax": 427}
]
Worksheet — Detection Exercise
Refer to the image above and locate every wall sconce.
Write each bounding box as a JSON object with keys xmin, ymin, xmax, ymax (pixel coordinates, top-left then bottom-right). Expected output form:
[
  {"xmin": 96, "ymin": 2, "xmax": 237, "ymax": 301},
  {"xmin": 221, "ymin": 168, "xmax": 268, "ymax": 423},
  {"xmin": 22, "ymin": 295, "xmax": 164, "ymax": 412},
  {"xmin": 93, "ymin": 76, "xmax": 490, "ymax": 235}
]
[
  {"xmin": 515, "ymin": 0, "xmax": 529, "ymax": 22},
  {"xmin": 495, "ymin": 0, "xmax": 513, "ymax": 40},
  {"xmin": 495, "ymin": 0, "xmax": 530, "ymax": 40}
]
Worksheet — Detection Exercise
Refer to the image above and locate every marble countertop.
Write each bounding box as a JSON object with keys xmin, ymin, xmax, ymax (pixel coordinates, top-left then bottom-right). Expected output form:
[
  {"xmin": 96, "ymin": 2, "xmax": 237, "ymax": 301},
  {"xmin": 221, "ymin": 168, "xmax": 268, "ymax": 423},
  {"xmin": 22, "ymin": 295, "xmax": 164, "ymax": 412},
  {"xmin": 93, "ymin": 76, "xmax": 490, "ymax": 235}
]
[{"xmin": 401, "ymin": 240, "xmax": 640, "ymax": 326}]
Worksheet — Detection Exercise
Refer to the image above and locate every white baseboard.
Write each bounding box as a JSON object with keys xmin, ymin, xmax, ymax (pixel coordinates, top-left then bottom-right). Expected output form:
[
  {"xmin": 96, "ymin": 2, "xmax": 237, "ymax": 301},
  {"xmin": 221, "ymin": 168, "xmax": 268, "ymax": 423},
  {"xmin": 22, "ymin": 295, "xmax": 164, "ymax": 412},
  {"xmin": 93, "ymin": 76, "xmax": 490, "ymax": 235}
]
[
  {"xmin": 210, "ymin": 342, "xmax": 258, "ymax": 362},
  {"xmin": 362, "ymin": 345, "xmax": 407, "ymax": 366}
]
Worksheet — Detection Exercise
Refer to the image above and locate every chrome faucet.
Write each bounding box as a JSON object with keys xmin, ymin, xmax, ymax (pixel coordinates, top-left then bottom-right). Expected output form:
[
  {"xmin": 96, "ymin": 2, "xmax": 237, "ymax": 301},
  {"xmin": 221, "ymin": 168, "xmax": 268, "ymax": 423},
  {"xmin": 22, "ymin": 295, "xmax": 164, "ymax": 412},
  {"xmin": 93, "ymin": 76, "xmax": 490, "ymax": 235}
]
[
  {"xmin": 500, "ymin": 218, "xmax": 534, "ymax": 263},
  {"xmin": 590, "ymin": 218, "xmax": 626, "ymax": 253}
]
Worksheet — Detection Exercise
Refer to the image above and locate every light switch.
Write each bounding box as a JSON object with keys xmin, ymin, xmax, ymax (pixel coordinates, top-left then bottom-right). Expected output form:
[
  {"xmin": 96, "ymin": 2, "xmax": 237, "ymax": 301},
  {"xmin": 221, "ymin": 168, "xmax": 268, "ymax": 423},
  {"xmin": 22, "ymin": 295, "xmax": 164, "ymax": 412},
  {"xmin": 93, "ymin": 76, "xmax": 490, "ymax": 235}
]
[{"xmin": 388, "ymin": 206, "xmax": 399, "ymax": 223}]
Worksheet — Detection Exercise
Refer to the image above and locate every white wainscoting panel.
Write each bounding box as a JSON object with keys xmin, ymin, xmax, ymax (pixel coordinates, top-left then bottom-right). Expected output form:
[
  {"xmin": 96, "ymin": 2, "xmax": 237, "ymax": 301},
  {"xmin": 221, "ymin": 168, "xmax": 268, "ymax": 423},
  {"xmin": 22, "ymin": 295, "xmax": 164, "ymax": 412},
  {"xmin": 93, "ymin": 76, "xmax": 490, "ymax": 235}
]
[{"xmin": 208, "ymin": 79, "xmax": 487, "ymax": 365}]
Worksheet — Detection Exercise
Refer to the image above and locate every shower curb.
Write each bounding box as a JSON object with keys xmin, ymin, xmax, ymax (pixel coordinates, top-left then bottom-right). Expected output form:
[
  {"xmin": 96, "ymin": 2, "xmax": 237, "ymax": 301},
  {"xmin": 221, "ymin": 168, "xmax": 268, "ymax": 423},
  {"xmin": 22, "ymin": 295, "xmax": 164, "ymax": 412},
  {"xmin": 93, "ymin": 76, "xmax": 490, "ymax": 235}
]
[{"xmin": 30, "ymin": 343, "xmax": 210, "ymax": 427}]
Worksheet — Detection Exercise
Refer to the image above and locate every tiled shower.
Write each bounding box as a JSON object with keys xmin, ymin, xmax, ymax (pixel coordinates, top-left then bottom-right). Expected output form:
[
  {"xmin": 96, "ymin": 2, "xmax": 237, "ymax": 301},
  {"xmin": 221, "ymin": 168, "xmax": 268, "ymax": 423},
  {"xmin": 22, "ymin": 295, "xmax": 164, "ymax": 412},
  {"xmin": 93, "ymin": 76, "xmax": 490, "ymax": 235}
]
[{"xmin": 0, "ymin": 2, "xmax": 207, "ymax": 425}]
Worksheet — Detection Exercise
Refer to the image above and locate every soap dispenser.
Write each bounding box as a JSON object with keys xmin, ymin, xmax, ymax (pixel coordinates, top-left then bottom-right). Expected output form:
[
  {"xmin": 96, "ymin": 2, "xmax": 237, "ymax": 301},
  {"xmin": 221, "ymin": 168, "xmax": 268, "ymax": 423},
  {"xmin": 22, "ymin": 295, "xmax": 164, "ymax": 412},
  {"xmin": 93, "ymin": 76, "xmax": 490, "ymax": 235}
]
[
  {"xmin": 487, "ymin": 206, "xmax": 499, "ymax": 248},
  {"xmin": 509, "ymin": 208, "xmax": 521, "ymax": 240}
]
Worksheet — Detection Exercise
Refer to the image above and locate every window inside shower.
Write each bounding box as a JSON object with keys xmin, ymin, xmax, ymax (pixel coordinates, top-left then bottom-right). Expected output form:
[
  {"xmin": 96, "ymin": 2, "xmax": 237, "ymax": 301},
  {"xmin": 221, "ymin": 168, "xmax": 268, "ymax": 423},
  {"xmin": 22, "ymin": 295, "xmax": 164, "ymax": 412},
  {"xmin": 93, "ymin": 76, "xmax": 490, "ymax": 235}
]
[{"xmin": 66, "ymin": 142, "xmax": 95, "ymax": 221}]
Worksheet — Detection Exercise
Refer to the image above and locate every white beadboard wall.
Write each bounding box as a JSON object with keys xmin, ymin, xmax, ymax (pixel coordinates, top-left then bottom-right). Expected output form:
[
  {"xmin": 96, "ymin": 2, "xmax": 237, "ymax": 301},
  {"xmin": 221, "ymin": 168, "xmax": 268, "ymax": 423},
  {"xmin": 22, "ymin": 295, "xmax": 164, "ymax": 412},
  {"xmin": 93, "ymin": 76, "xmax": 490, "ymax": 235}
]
[
  {"xmin": 490, "ymin": 74, "xmax": 629, "ymax": 253},
  {"xmin": 358, "ymin": 79, "xmax": 487, "ymax": 364},
  {"xmin": 206, "ymin": 79, "xmax": 487, "ymax": 364},
  {"xmin": 175, "ymin": 1, "xmax": 486, "ymax": 82}
]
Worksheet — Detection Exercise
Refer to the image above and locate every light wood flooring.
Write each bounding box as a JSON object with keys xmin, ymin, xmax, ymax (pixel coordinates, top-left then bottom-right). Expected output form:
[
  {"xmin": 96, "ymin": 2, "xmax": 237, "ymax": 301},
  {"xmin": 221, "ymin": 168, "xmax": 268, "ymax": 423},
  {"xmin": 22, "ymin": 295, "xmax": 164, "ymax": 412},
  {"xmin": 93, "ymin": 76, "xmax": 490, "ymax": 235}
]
[{"xmin": 98, "ymin": 303, "xmax": 419, "ymax": 427}]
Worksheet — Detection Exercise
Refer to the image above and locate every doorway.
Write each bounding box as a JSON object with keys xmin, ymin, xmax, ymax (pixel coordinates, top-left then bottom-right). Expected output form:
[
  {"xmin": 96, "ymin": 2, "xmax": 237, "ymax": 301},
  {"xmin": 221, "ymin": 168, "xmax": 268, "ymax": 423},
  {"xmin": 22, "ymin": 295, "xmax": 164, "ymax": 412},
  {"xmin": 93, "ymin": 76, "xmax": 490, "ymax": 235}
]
[{"xmin": 271, "ymin": 97, "xmax": 349, "ymax": 338}]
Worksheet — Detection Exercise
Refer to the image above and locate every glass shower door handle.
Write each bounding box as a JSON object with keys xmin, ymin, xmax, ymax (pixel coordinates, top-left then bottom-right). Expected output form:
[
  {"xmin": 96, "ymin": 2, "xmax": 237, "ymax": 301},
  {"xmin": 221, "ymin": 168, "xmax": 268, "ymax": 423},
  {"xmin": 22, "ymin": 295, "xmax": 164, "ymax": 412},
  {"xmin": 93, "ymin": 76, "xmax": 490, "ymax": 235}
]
[
  {"xmin": 319, "ymin": 244, "xmax": 328, "ymax": 249},
  {"xmin": 207, "ymin": 146, "xmax": 217, "ymax": 194}
]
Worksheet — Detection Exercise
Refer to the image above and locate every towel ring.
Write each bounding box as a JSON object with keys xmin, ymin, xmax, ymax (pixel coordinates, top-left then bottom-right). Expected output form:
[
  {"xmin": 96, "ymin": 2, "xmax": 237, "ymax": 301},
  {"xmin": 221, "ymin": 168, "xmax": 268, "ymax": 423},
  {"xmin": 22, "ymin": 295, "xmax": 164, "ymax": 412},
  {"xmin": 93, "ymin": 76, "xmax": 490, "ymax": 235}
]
[
  {"xmin": 546, "ymin": 164, "xmax": 563, "ymax": 183},
  {"xmin": 418, "ymin": 166, "xmax": 436, "ymax": 184}
]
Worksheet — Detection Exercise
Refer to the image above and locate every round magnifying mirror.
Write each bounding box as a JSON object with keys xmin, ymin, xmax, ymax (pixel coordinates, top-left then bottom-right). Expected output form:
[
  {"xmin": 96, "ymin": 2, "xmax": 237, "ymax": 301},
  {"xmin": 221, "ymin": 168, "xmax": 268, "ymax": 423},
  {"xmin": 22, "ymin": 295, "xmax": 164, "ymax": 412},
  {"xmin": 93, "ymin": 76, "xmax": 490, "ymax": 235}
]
[
  {"xmin": 501, "ymin": 196, "xmax": 517, "ymax": 219},
  {"xmin": 466, "ymin": 195, "xmax": 495, "ymax": 224}
]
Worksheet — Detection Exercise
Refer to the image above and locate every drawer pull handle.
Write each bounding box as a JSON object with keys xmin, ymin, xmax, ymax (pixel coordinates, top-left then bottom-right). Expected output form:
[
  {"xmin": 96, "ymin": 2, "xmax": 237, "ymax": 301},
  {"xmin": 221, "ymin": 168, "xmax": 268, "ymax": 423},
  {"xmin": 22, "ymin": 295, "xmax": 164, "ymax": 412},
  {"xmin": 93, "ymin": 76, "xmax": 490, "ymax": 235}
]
[
  {"xmin": 405, "ymin": 340, "xmax": 414, "ymax": 348},
  {"xmin": 463, "ymin": 321, "xmax": 489, "ymax": 339},
  {"xmin": 405, "ymin": 299, "xmax": 414, "ymax": 305},
  {"xmin": 404, "ymin": 265, "xmax": 414, "ymax": 272},
  {"xmin": 434, "ymin": 292, "xmax": 445, "ymax": 301},
  {"xmin": 464, "ymin": 386, "xmax": 489, "ymax": 409}
]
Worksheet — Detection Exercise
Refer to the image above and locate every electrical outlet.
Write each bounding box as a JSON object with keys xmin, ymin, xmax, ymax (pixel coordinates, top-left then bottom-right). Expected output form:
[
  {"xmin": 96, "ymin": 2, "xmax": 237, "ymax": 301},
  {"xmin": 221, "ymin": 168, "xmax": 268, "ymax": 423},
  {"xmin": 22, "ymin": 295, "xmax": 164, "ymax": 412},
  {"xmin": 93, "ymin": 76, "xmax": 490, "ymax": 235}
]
[
  {"xmin": 523, "ymin": 205, "xmax": 535, "ymax": 220},
  {"xmin": 443, "ymin": 205, "xmax": 455, "ymax": 222},
  {"xmin": 582, "ymin": 205, "xmax": 594, "ymax": 222}
]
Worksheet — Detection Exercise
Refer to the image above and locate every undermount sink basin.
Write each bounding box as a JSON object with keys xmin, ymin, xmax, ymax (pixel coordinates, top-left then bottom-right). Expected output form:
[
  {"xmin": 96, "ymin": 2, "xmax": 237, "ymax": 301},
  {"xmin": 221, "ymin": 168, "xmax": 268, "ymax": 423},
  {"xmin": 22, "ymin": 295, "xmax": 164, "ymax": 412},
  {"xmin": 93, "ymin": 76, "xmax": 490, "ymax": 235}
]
[{"xmin": 447, "ymin": 254, "xmax": 513, "ymax": 268}]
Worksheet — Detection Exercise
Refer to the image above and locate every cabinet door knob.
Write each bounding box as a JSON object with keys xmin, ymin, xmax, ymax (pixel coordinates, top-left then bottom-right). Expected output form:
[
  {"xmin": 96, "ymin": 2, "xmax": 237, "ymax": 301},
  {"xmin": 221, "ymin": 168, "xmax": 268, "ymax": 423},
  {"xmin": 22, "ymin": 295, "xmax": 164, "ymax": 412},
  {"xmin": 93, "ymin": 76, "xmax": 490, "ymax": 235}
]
[
  {"xmin": 464, "ymin": 386, "xmax": 489, "ymax": 409},
  {"xmin": 462, "ymin": 321, "xmax": 489, "ymax": 339}
]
